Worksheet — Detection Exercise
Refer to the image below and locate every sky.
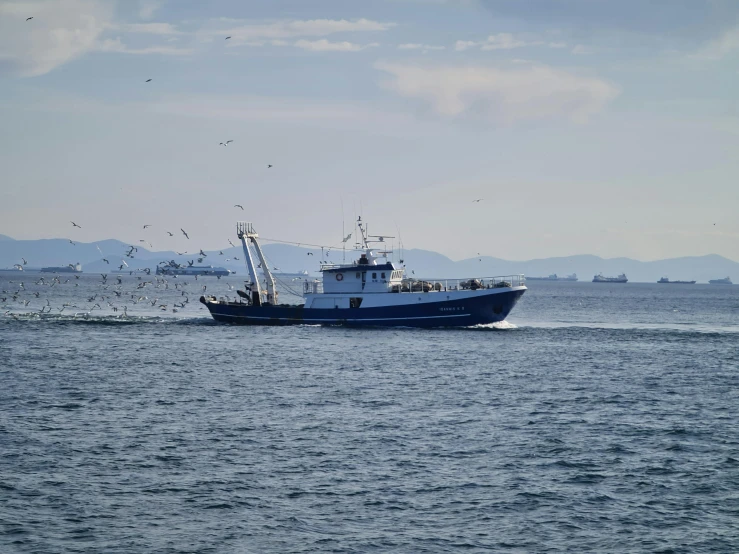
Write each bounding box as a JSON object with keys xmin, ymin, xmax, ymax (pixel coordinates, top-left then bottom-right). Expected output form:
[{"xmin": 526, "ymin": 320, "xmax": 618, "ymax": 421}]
[{"xmin": 0, "ymin": 0, "xmax": 737, "ymax": 262}]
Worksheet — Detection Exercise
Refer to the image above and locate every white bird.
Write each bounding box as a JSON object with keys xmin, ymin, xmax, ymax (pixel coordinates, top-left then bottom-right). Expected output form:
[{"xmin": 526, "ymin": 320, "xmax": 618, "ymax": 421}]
[{"xmin": 21, "ymin": 258, "xmax": 27, "ymax": 265}]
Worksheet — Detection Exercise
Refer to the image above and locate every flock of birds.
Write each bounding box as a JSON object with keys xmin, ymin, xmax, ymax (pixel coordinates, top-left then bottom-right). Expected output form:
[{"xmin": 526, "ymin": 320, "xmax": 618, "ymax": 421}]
[{"xmin": 1, "ymin": 214, "xmax": 307, "ymax": 320}]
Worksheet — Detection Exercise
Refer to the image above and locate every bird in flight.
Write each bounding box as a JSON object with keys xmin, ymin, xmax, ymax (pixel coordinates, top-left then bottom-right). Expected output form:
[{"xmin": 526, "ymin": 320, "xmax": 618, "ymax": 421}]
[
  {"xmin": 69, "ymin": 239, "xmax": 76, "ymax": 246},
  {"xmin": 26, "ymin": 16, "xmax": 33, "ymax": 21},
  {"xmin": 71, "ymin": 221, "xmax": 82, "ymax": 228},
  {"xmin": 143, "ymin": 224, "xmax": 152, "ymax": 229},
  {"xmin": 181, "ymin": 228, "xmax": 189, "ymax": 239},
  {"xmin": 166, "ymin": 231, "xmax": 173, "ymax": 236},
  {"xmin": 225, "ymin": 36, "xmax": 231, "ymax": 40},
  {"xmin": 472, "ymin": 199, "xmax": 483, "ymax": 203},
  {"xmin": 234, "ymin": 204, "xmax": 243, "ymax": 210},
  {"xmin": 145, "ymin": 79, "xmax": 152, "ymax": 82},
  {"xmin": 267, "ymin": 164, "xmax": 273, "ymax": 168},
  {"xmin": 22, "ymin": 258, "xmax": 27, "ymax": 265},
  {"xmin": 102, "ymin": 258, "xmax": 109, "ymax": 264},
  {"xmin": 307, "ymin": 252, "xmax": 313, "ymax": 256}
]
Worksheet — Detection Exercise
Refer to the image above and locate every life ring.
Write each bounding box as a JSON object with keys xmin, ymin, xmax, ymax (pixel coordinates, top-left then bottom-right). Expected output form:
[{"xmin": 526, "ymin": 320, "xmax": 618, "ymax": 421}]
[{"xmin": 336, "ymin": 273, "xmax": 344, "ymax": 281}]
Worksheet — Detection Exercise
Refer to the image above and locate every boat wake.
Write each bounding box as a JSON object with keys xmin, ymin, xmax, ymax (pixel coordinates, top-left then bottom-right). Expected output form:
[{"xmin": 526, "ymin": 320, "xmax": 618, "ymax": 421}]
[{"xmin": 466, "ymin": 320, "xmax": 518, "ymax": 331}]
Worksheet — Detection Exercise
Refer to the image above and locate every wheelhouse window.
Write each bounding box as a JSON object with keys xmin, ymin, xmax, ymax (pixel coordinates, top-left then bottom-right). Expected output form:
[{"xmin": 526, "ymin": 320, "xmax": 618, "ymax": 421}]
[
  {"xmin": 372, "ymin": 273, "xmax": 377, "ymax": 279},
  {"xmin": 381, "ymin": 272, "xmax": 386, "ymax": 279}
]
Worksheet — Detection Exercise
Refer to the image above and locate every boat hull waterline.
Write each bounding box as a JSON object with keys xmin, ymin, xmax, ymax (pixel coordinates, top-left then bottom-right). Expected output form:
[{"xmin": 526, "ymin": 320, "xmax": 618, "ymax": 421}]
[{"xmin": 201, "ymin": 288, "xmax": 525, "ymax": 328}]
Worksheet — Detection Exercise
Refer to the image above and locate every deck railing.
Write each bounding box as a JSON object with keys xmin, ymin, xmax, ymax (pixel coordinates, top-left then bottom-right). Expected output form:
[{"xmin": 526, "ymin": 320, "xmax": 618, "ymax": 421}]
[{"xmin": 302, "ymin": 274, "xmax": 525, "ymax": 295}]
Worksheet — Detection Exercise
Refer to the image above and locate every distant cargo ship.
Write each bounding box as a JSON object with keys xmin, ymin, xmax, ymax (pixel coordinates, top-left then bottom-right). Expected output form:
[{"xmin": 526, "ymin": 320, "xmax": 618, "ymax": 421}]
[
  {"xmin": 708, "ymin": 277, "xmax": 733, "ymax": 285},
  {"xmin": 593, "ymin": 273, "xmax": 628, "ymax": 283},
  {"xmin": 156, "ymin": 261, "xmax": 231, "ymax": 277},
  {"xmin": 658, "ymin": 277, "xmax": 696, "ymax": 284},
  {"xmin": 526, "ymin": 273, "xmax": 578, "ymax": 282},
  {"xmin": 40, "ymin": 263, "xmax": 82, "ymax": 273}
]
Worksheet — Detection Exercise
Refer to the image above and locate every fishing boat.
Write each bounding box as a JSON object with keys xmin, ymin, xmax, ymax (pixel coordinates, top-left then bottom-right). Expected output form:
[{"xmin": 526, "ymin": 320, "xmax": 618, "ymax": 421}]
[{"xmin": 200, "ymin": 220, "xmax": 526, "ymax": 327}]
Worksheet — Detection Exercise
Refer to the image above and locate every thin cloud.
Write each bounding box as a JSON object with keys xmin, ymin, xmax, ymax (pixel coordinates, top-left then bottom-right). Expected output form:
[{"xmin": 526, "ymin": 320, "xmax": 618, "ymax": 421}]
[
  {"xmin": 138, "ymin": 0, "xmax": 162, "ymax": 20},
  {"xmin": 398, "ymin": 43, "xmax": 445, "ymax": 50},
  {"xmin": 375, "ymin": 62, "xmax": 620, "ymax": 123},
  {"xmin": 693, "ymin": 25, "xmax": 739, "ymax": 60},
  {"xmin": 294, "ymin": 39, "xmax": 379, "ymax": 52},
  {"xmin": 210, "ymin": 18, "xmax": 395, "ymax": 45},
  {"xmin": 0, "ymin": 0, "xmax": 114, "ymax": 77},
  {"xmin": 456, "ymin": 33, "xmax": 567, "ymax": 52},
  {"xmin": 121, "ymin": 23, "xmax": 183, "ymax": 36},
  {"xmin": 97, "ymin": 38, "xmax": 193, "ymax": 56}
]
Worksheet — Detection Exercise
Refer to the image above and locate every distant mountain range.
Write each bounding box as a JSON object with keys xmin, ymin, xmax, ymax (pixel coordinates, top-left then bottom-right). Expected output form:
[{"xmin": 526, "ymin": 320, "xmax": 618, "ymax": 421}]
[{"xmin": 0, "ymin": 234, "xmax": 737, "ymax": 284}]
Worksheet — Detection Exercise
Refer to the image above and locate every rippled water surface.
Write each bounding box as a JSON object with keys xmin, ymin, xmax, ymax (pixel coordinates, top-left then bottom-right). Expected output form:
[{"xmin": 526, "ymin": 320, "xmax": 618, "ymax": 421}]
[{"xmin": 1, "ymin": 275, "xmax": 738, "ymax": 552}]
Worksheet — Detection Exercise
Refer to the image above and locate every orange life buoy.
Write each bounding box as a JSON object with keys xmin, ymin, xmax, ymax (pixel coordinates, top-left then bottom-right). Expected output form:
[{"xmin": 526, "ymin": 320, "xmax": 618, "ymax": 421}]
[{"xmin": 336, "ymin": 273, "xmax": 344, "ymax": 281}]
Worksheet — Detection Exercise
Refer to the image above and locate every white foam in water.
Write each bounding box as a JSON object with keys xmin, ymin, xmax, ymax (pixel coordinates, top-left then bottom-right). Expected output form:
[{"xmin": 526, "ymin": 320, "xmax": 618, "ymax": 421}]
[{"xmin": 468, "ymin": 320, "xmax": 518, "ymax": 330}]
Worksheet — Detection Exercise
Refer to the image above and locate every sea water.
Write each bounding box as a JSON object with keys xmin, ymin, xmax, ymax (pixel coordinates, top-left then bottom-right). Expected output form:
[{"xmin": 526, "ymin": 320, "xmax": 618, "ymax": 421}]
[{"xmin": 1, "ymin": 275, "xmax": 738, "ymax": 552}]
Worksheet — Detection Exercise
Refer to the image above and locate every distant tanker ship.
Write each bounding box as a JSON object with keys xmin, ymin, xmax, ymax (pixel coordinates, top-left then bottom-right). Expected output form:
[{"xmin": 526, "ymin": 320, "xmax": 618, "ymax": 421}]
[
  {"xmin": 593, "ymin": 273, "xmax": 628, "ymax": 283},
  {"xmin": 658, "ymin": 277, "xmax": 696, "ymax": 284},
  {"xmin": 40, "ymin": 263, "xmax": 82, "ymax": 274},
  {"xmin": 526, "ymin": 273, "xmax": 578, "ymax": 282}
]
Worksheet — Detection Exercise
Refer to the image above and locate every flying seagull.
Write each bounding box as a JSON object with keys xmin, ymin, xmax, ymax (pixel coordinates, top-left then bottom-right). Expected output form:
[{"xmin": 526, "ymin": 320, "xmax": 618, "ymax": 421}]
[
  {"xmin": 69, "ymin": 239, "xmax": 76, "ymax": 246},
  {"xmin": 472, "ymin": 198, "xmax": 483, "ymax": 203},
  {"xmin": 226, "ymin": 140, "xmax": 233, "ymax": 144},
  {"xmin": 228, "ymin": 239, "xmax": 235, "ymax": 247},
  {"xmin": 26, "ymin": 17, "xmax": 33, "ymax": 21},
  {"xmin": 225, "ymin": 36, "xmax": 231, "ymax": 40},
  {"xmin": 71, "ymin": 221, "xmax": 81, "ymax": 228},
  {"xmin": 22, "ymin": 258, "xmax": 27, "ymax": 265},
  {"xmin": 143, "ymin": 224, "xmax": 152, "ymax": 229},
  {"xmin": 145, "ymin": 79, "xmax": 152, "ymax": 82},
  {"xmin": 181, "ymin": 228, "xmax": 189, "ymax": 239},
  {"xmin": 234, "ymin": 204, "xmax": 243, "ymax": 210},
  {"xmin": 267, "ymin": 164, "xmax": 273, "ymax": 168}
]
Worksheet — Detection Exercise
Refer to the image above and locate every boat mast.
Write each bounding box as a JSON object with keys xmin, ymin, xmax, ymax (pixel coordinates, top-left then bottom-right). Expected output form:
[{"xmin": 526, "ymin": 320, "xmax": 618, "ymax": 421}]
[
  {"xmin": 237, "ymin": 222, "xmax": 261, "ymax": 304},
  {"xmin": 238, "ymin": 222, "xmax": 278, "ymax": 305}
]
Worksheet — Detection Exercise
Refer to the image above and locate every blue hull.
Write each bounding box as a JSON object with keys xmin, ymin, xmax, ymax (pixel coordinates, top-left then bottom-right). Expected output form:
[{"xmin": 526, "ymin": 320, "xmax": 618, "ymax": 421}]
[{"xmin": 200, "ymin": 289, "xmax": 525, "ymax": 328}]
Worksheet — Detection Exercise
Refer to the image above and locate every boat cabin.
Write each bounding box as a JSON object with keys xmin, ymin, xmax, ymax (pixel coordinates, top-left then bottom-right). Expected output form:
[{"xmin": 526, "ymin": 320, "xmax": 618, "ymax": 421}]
[{"xmin": 320, "ymin": 250, "xmax": 403, "ymax": 294}]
